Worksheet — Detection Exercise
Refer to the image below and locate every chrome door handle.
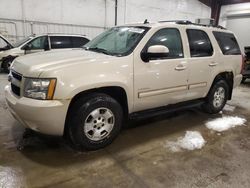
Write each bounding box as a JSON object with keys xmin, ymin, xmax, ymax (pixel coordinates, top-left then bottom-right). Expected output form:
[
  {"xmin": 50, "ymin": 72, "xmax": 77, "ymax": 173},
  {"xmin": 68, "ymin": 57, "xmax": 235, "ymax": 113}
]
[
  {"xmin": 175, "ymin": 65, "xmax": 187, "ymax": 71},
  {"xmin": 209, "ymin": 62, "xmax": 218, "ymax": 67}
]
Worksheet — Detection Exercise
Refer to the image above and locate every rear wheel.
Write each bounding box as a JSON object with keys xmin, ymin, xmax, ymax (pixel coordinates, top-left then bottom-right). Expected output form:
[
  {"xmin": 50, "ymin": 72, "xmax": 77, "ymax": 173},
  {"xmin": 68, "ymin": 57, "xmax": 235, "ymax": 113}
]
[
  {"xmin": 67, "ymin": 93, "xmax": 123, "ymax": 151},
  {"xmin": 202, "ymin": 80, "xmax": 229, "ymax": 114},
  {"xmin": 241, "ymin": 77, "xmax": 246, "ymax": 84}
]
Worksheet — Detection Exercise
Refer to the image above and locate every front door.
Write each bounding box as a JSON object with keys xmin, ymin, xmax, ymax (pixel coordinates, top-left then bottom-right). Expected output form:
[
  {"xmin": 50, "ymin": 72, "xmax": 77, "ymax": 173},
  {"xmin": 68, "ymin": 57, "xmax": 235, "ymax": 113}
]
[
  {"xmin": 24, "ymin": 36, "xmax": 49, "ymax": 54},
  {"xmin": 133, "ymin": 28, "xmax": 189, "ymax": 112}
]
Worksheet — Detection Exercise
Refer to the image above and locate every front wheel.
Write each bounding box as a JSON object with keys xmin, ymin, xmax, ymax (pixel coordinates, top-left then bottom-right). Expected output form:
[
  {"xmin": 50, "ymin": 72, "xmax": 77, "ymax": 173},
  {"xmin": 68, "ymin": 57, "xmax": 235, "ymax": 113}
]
[
  {"xmin": 67, "ymin": 93, "xmax": 123, "ymax": 151},
  {"xmin": 202, "ymin": 80, "xmax": 229, "ymax": 114}
]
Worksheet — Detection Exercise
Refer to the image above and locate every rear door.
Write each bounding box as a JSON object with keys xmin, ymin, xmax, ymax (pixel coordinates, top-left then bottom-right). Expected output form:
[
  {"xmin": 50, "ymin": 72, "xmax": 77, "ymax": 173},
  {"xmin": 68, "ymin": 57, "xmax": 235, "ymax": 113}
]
[
  {"xmin": 185, "ymin": 29, "xmax": 215, "ymax": 100},
  {"xmin": 50, "ymin": 36, "xmax": 71, "ymax": 50}
]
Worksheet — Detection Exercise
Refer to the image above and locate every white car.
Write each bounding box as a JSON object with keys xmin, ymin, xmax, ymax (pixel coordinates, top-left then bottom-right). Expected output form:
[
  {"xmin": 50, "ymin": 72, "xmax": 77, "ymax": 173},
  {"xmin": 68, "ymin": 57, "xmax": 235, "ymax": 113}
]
[
  {"xmin": 0, "ymin": 34, "xmax": 90, "ymax": 73},
  {"xmin": 0, "ymin": 34, "xmax": 13, "ymax": 51},
  {"xmin": 5, "ymin": 20, "xmax": 243, "ymax": 150}
]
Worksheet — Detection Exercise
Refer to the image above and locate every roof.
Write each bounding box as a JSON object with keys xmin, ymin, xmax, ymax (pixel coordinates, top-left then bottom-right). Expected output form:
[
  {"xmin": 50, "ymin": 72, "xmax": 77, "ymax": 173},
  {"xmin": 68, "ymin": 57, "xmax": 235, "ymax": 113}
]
[
  {"xmin": 123, "ymin": 20, "xmax": 232, "ymax": 33},
  {"xmin": 28, "ymin": 33, "xmax": 89, "ymax": 39}
]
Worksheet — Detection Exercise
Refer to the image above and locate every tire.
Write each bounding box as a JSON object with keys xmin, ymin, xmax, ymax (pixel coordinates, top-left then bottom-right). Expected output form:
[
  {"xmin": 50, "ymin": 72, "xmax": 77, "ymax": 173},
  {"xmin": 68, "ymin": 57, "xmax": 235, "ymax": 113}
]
[
  {"xmin": 67, "ymin": 93, "xmax": 123, "ymax": 151},
  {"xmin": 202, "ymin": 79, "xmax": 229, "ymax": 114},
  {"xmin": 241, "ymin": 77, "xmax": 246, "ymax": 84}
]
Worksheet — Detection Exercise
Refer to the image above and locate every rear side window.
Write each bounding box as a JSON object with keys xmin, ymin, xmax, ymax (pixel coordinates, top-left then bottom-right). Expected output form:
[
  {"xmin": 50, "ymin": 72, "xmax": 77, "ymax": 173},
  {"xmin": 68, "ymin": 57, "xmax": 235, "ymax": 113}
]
[
  {"xmin": 187, "ymin": 29, "xmax": 213, "ymax": 57},
  {"xmin": 72, "ymin": 37, "xmax": 89, "ymax": 48},
  {"xmin": 146, "ymin": 28, "xmax": 184, "ymax": 59},
  {"xmin": 213, "ymin": 31, "xmax": 241, "ymax": 55},
  {"xmin": 50, "ymin": 36, "xmax": 71, "ymax": 49}
]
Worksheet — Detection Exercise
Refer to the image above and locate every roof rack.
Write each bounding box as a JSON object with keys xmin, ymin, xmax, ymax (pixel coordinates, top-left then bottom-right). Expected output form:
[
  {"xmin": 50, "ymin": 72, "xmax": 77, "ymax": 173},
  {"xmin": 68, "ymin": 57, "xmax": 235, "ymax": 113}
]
[
  {"xmin": 158, "ymin": 20, "xmax": 226, "ymax": 30},
  {"xmin": 159, "ymin": 20, "xmax": 192, "ymax": 24}
]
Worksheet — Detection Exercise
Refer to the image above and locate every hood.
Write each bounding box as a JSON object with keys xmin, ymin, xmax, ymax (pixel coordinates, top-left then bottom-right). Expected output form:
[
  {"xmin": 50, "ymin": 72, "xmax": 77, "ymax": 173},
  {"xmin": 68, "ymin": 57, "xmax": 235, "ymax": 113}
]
[
  {"xmin": 11, "ymin": 49, "xmax": 117, "ymax": 77},
  {"xmin": 0, "ymin": 48, "xmax": 23, "ymax": 59}
]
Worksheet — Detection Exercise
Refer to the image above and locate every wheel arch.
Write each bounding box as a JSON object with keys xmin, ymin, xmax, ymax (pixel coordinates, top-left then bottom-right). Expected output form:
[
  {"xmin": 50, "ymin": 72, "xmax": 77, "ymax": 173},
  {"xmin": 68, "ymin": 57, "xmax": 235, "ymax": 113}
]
[
  {"xmin": 64, "ymin": 86, "xmax": 129, "ymax": 136},
  {"xmin": 210, "ymin": 71, "xmax": 234, "ymax": 100}
]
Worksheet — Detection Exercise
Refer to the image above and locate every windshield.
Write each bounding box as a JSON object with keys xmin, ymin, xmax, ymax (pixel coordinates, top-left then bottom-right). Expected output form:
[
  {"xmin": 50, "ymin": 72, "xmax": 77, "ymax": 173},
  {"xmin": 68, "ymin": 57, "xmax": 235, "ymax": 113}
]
[
  {"xmin": 0, "ymin": 36, "xmax": 12, "ymax": 50},
  {"xmin": 84, "ymin": 26, "xmax": 149, "ymax": 56},
  {"xmin": 13, "ymin": 36, "xmax": 33, "ymax": 48}
]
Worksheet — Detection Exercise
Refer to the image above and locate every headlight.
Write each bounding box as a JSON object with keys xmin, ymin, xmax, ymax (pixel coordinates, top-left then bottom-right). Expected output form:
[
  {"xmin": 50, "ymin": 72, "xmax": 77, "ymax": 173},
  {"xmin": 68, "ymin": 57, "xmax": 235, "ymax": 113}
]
[{"xmin": 23, "ymin": 78, "xmax": 57, "ymax": 100}]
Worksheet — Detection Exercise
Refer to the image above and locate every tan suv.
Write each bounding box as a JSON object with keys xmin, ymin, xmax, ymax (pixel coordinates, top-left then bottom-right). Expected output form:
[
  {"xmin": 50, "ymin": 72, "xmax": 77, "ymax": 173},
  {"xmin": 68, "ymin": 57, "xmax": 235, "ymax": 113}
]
[{"xmin": 5, "ymin": 21, "xmax": 243, "ymax": 150}]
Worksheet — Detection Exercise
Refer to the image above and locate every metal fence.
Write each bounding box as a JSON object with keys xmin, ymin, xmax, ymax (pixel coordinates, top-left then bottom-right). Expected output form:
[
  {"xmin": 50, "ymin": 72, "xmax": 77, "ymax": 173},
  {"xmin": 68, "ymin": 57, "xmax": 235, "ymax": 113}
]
[{"xmin": 0, "ymin": 18, "xmax": 106, "ymax": 43}]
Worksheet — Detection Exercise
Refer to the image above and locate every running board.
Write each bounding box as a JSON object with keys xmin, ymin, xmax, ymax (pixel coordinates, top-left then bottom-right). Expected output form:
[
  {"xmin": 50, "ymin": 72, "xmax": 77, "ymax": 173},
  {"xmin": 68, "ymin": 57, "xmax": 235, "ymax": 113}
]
[{"xmin": 129, "ymin": 99, "xmax": 204, "ymax": 120}]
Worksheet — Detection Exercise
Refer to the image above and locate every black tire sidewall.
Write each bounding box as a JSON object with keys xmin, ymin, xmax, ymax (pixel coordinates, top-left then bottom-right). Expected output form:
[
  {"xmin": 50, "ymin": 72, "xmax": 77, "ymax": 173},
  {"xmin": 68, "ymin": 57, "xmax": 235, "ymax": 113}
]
[
  {"xmin": 204, "ymin": 80, "xmax": 229, "ymax": 114},
  {"xmin": 69, "ymin": 94, "xmax": 123, "ymax": 150}
]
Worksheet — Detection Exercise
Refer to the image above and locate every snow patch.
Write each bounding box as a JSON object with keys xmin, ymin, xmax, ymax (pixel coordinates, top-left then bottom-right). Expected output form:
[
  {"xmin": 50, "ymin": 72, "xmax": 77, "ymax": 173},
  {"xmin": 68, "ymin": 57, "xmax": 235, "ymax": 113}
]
[
  {"xmin": 223, "ymin": 104, "xmax": 236, "ymax": 112},
  {"xmin": 206, "ymin": 116, "xmax": 246, "ymax": 132},
  {"xmin": 165, "ymin": 131, "xmax": 206, "ymax": 152}
]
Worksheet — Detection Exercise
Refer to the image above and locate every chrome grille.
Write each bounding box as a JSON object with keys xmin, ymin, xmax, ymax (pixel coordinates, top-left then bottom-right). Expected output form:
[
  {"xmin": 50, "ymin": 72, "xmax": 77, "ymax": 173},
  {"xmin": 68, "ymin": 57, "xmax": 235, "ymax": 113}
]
[{"xmin": 11, "ymin": 83, "xmax": 20, "ymax": 96}]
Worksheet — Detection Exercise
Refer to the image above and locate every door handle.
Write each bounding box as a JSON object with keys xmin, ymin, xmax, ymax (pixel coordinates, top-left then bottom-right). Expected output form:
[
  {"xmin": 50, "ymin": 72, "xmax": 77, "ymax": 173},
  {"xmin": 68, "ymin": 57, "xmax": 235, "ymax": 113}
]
[
  {"xmin": 175, "ymin": 65, "xmax": 187, "ymax": 71},
  {"xmin": 209, "ymin": 62, "xmax": 218, "ymax": 67}
]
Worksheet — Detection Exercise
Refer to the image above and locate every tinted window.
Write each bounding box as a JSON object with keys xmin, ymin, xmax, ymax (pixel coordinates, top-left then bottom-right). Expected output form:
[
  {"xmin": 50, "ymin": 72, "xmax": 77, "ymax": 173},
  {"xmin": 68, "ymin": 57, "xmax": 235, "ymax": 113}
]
[
  {"xmin": 187, "ymin": 29, "xmax": 213, "ymax": 57},
  {"xmin": 213, "ymin": 31, "xmax": 241, "ymax": 55},
  {"xmin": 28, "ymin": 36, "xmax": 48, "ymax": 50},
  {"xmin": 50, "ymin": 36, "xmax": 71, "ymax": 49},
  {"xmin": 72, "ymin": 37, "xmax": 89, "ymax": 48},
  {"xmin": 146, "ymin": 28, "xmax": 184, "ymax": 59}
]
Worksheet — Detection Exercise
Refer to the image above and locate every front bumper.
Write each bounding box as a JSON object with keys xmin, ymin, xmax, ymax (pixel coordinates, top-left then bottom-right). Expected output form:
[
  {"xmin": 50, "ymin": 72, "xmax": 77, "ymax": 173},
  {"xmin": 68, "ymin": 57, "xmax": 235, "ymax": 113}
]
[{"xmin": 5, "ymin": 84, "xmax": 70, "ymax": 136}]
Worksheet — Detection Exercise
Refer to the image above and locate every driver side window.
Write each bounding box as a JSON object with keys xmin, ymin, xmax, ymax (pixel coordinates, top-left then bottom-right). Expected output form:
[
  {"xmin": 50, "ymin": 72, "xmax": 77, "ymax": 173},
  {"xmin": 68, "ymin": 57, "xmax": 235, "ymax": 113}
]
[
  {"xmin": 146, "ymin": 28, "xmax": 184, "ymax": 59},
  {"xmin": 27, "ymin": 36, "xmax": 48, "ymax": 50}
]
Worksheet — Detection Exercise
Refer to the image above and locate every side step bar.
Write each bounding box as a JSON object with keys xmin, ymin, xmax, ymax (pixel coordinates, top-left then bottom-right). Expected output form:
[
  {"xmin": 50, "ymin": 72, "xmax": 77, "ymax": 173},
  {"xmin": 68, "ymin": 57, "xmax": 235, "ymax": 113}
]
[{"xmin": 129, "ymin": 99, "xmax": 204, "ymax": 120}]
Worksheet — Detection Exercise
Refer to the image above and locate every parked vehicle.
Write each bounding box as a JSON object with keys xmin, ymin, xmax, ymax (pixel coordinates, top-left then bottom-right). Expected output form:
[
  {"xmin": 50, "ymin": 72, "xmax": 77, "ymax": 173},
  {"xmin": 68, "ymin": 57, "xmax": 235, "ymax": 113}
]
[
  {"xmin": 0, "ymin": 34, "xmax": 90, "ymax": 73},
  {"xmin": 0, "ymin": 34, "xmax": 13, "ymax": 51},
  {"xmin": 241, "ymin": 46, "xmax": 250, "ymax": 83},
  {"xmin": 5, "ymin": 21, "xmax": 243, "ymax": 150}
]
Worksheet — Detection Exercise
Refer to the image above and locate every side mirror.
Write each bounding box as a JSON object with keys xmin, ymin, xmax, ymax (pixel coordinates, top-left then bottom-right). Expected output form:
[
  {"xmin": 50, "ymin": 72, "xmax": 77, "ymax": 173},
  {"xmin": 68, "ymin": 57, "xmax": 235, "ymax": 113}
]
[
  {"xmin": 148, "ymin": 45, "xmax": 169, "ymax": 54},
  {"xmin": 141, "ymin": 45, "xmax": 169, "ymax": 62},
  {"xmin": 23, "ymin": 45, "xmax": 31, "ymax": 51}
]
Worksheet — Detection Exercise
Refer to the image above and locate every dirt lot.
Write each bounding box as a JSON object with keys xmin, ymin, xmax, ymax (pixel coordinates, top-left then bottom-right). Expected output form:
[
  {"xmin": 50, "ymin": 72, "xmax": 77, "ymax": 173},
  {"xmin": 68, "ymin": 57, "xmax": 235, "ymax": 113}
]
[{"xmin": 1, "ymin": 72, "xmax": 250, "ymax": 188}]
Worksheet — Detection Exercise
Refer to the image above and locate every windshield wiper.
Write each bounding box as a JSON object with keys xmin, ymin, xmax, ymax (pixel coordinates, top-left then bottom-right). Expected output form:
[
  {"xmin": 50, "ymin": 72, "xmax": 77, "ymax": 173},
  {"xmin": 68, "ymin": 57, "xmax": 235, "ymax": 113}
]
[{"xmin": 87, "ymin": 47, "xmax": 112, "ymax": 55}]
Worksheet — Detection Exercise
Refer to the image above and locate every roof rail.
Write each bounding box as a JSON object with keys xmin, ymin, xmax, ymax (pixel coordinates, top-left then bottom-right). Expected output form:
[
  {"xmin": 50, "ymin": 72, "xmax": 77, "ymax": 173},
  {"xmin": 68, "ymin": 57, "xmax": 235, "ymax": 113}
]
[
  {"xmin": 158, "ymin": 20, "xmax": 226, "ymax": 30},
  {"xmin": 159, "ymin": 20, "xmax": 192, "ymax": 24},
  {"xmin": 46, "ymin": 33, "xmax": 87, "ymax": 36}
]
